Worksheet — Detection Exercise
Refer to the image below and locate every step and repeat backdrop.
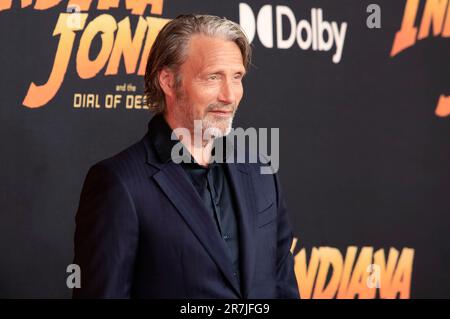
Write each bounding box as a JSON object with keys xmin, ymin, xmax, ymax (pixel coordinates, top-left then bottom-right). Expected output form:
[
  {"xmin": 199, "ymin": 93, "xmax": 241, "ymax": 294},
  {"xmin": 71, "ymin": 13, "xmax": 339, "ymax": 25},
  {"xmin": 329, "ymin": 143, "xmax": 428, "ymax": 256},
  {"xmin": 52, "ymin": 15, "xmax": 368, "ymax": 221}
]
[{"xmin": 0, "ymin": 0, "xmax": 449, "ymax": 298}]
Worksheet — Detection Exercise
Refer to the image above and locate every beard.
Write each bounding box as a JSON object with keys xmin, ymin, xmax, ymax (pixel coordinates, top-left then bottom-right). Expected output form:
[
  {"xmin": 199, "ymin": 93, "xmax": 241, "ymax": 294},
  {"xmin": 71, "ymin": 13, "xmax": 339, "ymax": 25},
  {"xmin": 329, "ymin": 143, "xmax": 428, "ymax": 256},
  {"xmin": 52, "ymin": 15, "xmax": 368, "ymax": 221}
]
[
  {"xmin": 174, "ymin": 90, "xmax": 236, "ymax": 141},
  {"xmin": 201, "ymin": 103, "xmax": 236, "ymax": 139}
]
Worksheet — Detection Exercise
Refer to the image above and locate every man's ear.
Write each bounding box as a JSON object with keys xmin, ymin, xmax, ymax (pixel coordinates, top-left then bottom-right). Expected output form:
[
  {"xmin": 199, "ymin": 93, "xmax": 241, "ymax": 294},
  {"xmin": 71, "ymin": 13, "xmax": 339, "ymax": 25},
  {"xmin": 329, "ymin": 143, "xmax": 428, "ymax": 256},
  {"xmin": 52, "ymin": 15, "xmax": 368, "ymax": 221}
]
[{"xmin": 158, "ymin": 68, "xmax": 176, "ymax": 98}]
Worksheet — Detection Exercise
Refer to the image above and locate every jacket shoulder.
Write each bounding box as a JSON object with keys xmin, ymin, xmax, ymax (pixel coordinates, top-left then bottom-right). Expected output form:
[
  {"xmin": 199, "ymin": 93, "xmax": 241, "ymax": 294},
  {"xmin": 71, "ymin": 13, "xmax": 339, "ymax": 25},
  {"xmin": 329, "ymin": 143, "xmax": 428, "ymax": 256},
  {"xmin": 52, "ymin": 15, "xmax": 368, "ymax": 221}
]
[{"xmin": 89, "ymin": 134, "xmax": 155, "ymax": 184}]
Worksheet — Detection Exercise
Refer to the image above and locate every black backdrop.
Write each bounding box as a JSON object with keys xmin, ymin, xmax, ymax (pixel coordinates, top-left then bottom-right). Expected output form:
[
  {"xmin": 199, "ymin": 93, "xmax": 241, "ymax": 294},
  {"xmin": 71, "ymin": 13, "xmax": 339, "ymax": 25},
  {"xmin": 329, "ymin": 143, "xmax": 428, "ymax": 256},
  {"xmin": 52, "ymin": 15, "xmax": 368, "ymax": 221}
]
[{"xmin": 1, "ymin": 0, "xmax": 449, "ymax": 298}]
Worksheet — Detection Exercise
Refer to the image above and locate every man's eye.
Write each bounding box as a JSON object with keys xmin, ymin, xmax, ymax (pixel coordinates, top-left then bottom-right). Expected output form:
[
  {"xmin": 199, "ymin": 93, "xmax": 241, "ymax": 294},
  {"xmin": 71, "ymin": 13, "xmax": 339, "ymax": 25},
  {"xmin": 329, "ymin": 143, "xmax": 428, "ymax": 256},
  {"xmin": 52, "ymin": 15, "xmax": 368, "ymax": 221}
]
[{"xmin": 208, "ymin": 75, "xmax": 219, "ymax": 80}]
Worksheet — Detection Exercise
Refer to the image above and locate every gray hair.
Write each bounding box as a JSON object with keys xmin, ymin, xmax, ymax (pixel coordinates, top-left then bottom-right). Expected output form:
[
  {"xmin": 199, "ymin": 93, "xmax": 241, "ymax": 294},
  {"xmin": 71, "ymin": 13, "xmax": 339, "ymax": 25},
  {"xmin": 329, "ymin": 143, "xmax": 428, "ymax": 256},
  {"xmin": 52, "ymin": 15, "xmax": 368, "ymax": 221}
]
[{"xmin": 144, "ymin": 14, "xmax": 252, "ymax": 113}]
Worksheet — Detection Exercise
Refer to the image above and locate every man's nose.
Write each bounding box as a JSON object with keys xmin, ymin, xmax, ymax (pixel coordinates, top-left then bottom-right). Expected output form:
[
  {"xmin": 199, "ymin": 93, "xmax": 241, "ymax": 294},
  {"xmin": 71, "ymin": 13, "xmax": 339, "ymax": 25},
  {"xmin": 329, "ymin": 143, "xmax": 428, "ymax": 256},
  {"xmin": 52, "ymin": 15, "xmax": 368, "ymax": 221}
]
[{"xmin": 218, "ymin": 80, "xmax": 236, "ymax": 105}]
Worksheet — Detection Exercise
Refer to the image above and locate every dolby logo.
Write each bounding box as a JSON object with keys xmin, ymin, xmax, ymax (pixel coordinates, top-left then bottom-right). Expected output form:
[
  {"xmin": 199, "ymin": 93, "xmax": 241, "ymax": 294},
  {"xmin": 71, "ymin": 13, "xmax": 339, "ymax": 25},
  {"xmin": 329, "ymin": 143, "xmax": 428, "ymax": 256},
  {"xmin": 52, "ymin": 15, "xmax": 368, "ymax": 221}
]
[{"xmin": 239, "ymin": 3, "xmax": 348, "ymax": 63}]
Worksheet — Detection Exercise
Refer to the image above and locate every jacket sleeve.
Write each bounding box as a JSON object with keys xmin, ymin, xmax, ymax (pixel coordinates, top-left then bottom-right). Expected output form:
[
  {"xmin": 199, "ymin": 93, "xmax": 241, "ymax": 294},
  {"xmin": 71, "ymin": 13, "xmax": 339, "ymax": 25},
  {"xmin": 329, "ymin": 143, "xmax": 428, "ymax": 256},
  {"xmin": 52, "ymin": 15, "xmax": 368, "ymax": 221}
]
[
  {"xmin": 274, "ymin": 172, "xmax": 300, "ymax": 299},
  {"xmin": 73, "ymin": 163, "xmax": 139, "ymax": 298}
]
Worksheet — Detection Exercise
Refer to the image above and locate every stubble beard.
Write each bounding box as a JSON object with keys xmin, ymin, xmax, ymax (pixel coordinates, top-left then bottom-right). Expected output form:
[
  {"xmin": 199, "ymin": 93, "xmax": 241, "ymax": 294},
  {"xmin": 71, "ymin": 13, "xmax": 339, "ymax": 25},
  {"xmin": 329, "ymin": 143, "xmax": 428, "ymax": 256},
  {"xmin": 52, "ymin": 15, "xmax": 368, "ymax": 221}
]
[{"xmin": 175, "ymin": 90, "xmax": 236, "ymax": 142}]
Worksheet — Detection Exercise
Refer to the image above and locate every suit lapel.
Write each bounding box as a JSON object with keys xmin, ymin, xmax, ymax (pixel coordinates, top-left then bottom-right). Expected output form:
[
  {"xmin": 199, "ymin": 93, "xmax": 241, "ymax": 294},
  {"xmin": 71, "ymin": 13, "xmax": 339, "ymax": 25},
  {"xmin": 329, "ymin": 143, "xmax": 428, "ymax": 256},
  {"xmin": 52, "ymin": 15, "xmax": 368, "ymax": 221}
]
[
  {"xmin": 226, "ymin": 162, "xmax": 257, "ymax": 299},
  {"xmin": 153, "ymin": 161, "xmax": 242, "ymax": 297}
]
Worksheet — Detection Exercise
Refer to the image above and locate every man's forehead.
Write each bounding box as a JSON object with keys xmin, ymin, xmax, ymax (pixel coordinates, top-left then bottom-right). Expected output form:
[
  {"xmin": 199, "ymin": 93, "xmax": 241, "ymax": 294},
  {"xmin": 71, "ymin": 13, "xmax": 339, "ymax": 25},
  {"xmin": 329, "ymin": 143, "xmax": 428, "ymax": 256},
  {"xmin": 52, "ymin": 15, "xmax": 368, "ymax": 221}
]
[{"xmin": 183, "ymin": 34, "xmax": 244, "ymax": 70}]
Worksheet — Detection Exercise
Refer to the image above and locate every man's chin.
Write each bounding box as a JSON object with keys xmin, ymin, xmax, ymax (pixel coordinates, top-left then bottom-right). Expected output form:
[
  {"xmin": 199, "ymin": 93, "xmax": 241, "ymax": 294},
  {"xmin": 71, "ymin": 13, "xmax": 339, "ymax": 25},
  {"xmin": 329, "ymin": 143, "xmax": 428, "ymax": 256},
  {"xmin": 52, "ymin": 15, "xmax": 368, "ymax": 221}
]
[
  {"xmin": 203, "ymin": 127, "xmax": 228, "ymax": 139},
  {"xmin": 202, "ymin": 118, "xmax": 233, "ymax": 138}
]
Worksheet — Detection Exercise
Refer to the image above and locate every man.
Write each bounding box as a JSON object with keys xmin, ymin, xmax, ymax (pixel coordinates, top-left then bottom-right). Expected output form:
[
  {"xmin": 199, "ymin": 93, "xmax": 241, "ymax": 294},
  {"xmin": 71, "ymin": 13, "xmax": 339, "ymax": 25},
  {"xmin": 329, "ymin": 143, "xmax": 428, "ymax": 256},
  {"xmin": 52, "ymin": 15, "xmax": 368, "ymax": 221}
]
[{"xmin": 73, "ymin": 14, "xmax": 299, "ymax": 299}]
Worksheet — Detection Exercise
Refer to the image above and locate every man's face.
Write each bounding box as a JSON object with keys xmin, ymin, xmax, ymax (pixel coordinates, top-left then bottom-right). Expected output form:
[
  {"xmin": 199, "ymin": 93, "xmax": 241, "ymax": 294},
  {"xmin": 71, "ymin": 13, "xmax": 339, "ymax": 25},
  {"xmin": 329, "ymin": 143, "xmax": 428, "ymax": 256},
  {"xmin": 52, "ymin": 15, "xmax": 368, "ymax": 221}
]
[{"xmin": 170, "ymin": 35, "xmax": 246, "ymax": 139}]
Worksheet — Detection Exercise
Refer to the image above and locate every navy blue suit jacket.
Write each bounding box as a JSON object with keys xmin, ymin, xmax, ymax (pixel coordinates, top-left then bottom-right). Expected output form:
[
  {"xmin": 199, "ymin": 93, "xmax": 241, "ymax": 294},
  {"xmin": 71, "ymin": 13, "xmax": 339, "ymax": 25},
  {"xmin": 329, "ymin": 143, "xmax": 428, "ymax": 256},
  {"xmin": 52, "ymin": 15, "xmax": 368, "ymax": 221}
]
[{"xmin": 73, "ymin": 121, "xmax": 299, "ymax": 299}]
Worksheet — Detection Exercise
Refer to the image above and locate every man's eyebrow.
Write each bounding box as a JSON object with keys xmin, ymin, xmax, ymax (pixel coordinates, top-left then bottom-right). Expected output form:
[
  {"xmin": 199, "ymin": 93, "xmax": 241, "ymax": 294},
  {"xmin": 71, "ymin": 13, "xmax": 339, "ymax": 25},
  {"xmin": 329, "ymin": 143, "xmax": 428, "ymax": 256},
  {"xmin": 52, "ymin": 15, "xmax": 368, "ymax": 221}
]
[{"xmin": 204, "ymin": 69, "xmax": 246, "ymax": 75}]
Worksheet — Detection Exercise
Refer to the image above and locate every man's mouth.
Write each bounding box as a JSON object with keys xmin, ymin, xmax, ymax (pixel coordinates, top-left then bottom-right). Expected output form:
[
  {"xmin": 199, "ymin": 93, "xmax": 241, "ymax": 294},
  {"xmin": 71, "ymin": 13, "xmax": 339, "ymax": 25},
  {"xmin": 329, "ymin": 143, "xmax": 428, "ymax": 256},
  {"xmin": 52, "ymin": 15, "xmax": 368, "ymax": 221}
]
[{"xmin": 209, "ymin": 109, "xmax": 233, "ymax": 116}]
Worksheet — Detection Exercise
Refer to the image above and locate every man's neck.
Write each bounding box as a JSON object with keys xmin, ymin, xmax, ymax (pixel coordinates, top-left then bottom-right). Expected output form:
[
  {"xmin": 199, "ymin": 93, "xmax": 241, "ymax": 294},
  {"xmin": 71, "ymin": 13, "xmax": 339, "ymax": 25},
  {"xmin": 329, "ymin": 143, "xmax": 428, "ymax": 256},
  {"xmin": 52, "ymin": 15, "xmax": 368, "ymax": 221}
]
[{"xmin": 164, "ymin": 113, "xmax": 214, "ymax": 167}]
